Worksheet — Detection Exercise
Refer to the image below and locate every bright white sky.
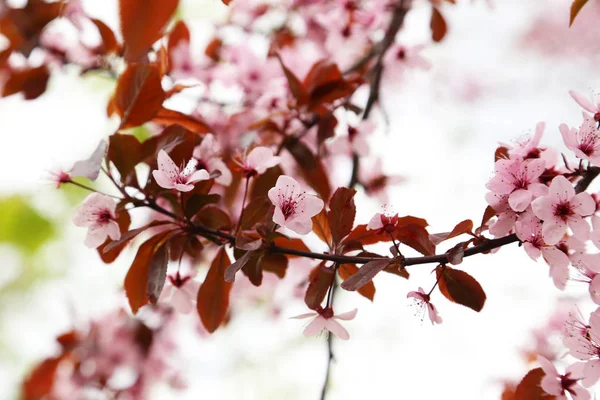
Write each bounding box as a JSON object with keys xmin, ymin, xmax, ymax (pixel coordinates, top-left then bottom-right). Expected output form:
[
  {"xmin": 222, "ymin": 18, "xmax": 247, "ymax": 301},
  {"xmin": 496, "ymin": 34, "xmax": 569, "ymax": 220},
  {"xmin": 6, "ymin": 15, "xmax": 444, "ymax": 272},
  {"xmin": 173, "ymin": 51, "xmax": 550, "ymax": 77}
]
[{"xmin": 2, "ymin": 0, "xmax": 600, "ymax": 399}]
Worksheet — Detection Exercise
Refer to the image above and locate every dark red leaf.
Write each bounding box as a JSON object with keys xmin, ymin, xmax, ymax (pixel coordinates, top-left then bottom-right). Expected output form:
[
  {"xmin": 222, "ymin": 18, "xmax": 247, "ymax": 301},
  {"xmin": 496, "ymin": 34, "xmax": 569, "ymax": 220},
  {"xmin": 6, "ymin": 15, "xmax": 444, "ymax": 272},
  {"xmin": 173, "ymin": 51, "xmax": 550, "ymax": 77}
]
[
  {"xmin": 570, "ymin": 0, "xmax": 590, "ymax": 27},
  {"xmin": 495, "ymin": 146, "xmax": 509, "ymax": 161},
  {"xmin": 339, "ymin": 259, "xmax": 390, "ymax": 291},
  {"xmin": 124, "ymin": 231, "xmax": 172, "ymax": 313},
  {"xmin": 103, "ymin": 220, "xmax": 171, "ymax": 253},
  {"xmin": 108, "ymin": 133, "xmax": 142, "ymax": 182},
  {"xmin": 22, "ymin": 356, "xmax": 64, "ymax": 400},
  {"xmin": 115, "ymin": 63, "xmax": 165, "ymax": 129},
  {"xmin": 304, "ymin": 262, "xmax": 335, "ymax": 310},
  {"xmin": 195, "ymin": 205, "xmax": 231, "ymax": 231},
  {"xmin": 167, "ymin": 20, "xmax": 190, "ymax": 68},
  {"xmin": 430, "ymin": 219, "xmax": 474, "ymax": 245},
  {"xmin": 240, "ymin": 196, "xmax": 273, "ymax": 230},
  {"xmin": 430, "ymin": 6, "xmax": 447, "ymax": 42},
  {"xmin": 395, "ymin": 224, "xmax": 436, "ymax": 255},
  {"xmin": 224, "ymin": 250, "xmax": 253, "ymax": 282},
  {"xmin": 250, "ymin": 165, "xmax": 283, "ymax": 199},
  {"xmin": 276, "ymin": 55, "xmax": 308, "ymax": 105},
  {"xmin": 197, "ymin": 247, "xmax": 233, "ymax": 332},
  {"xmin": 260, "ymin": 253, "xmax": 288, "ymax": 278},
  {"xmin": 514, "ymin": 368, "xmax": 556, "ymax": 400},
  {"xmin": 317, "ymin": 113, "xmax": 337, "ymax": 147},
  {"xmin": 119, "ymin": 0, "xmax": 179, "ymax": 61},
  {"xmin": 328, "ymin": 187, "xmax": 356, "ymax": 245},
  {"xmin": 436, "ymin": 266, "xmax": 486, "ymax": 312},
  {"xmin": 338, "ymin": 264, "xmax": 375, "ymax": 301},
  {"xmin": 271, "ymin": 236, "xmax": 311, "ymax": 255},
  {"xmin": 2, "ymin": 65, "xmax": 50, "ymax": 100},
  {"xmin": 184, "ymin": 193, "xmax": 220, "ymax": 219},
  {"xmin": 312, "ymin": 209, "xmax": 332, "ymax": 247},
  {"xmin": 90, "ymin": 18, "xmax": 120, "ymax": 54},
  {"xmin": 146, "ymin": 242, "xmax": 169, "ymax": 304},
  {"xmin": 151, "ymin": 107, "xmax": 212, "ymax": 134},
  {"xmin": 446, "ymin": 243, "xmax": 465, "ymax": 265},
  {"xmin": 285, "ymin": 139, "xmax": 331, "ymax": 201}
]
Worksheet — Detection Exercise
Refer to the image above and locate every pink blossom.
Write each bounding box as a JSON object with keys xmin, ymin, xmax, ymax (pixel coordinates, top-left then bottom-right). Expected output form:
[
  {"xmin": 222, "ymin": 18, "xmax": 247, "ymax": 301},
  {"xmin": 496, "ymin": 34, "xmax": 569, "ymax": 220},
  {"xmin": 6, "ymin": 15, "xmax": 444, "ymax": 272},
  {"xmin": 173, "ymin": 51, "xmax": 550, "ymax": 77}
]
[
  {"xmin": 515, "ymin": 214, "xmax": 570, "ymax": 289},
  {"xmin": 268, "ymin": 175, "xmax": 324, "ymax": 235},
  {"xmin": 506, "ymin": 122, "xmax": 557, "ymax": 166},
  {"xmin": 52, "ymin": 139, "xmax": 106, "ymax": 188},
  {"xmin": 570, "ymin": 90, "xmax": 600, "ymax": 123},
  {"xmin": 590, "ymin": 216, "xmax": 600, "ymax": 251},
  {"xmin": 531, "ymin": 175, "xmax": 595, "ymax": 245},
  {"xmin": 159, "ymin": 271, "xmax": 200, "ymax": 314},
  {"xmin": 572, "ymin": 263, "xmax": 600, "ymax": 305},
  {"xmin": 383, "ymin": 44, "xmax": 431, "ymax": 76},
  {"xmin": 563, "ymin": 309, "xmax": 600, "ymax": 387},
  {"xmin": 486, "ymin": 158, "xmax": 547, "ymax": 212},
  {"xmin": 538, "ymin": 356, "xmax": 590, "ymax": 400},
  {"xmin": 291, "ymin": 307, "xmax": 357, "ymax": 340},
  {"xmin": 407, "ymin": 287, "xmax": 442, "ymax": 325},
  {"xmin": 367, "ymin": 212, "xmax": 399, "ymax": 233},
  {"xmin": 485, "ymin": 192, "xmax": 519, "ymax": 237},
  {"xmin": 73, "ymin": 193, "xmax": 121, "ymax": 248},
  {"xmin": 560, "ymin": 118, "xmax": 600, "ymax": 165},
  {"xmin": 193, "ymin": 134, "xmax": 232, "ymax": 186},
  {"xmin": 152, "ymin": 150, "xmax": 210, "ymax": 192},
  {"xmin": 327, "ymin": 120, "xmax": 374, "ymax": 157},
  {"xmin": 235, "ymin": 146, "xmax": 281, "ymax": 178}
]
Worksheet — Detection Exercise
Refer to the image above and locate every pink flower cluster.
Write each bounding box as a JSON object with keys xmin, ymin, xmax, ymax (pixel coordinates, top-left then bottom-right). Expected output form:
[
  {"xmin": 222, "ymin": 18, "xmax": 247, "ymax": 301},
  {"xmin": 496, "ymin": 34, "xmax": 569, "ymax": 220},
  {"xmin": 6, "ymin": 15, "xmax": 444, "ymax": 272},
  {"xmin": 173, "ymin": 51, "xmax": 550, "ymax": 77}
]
[
  {"xmin": 485, "ymin": 100, "xmax": 600, "ymax": 292},
  {"xmin": 49, "ymin": 308, "xmax": 185, "ymax": 399}
]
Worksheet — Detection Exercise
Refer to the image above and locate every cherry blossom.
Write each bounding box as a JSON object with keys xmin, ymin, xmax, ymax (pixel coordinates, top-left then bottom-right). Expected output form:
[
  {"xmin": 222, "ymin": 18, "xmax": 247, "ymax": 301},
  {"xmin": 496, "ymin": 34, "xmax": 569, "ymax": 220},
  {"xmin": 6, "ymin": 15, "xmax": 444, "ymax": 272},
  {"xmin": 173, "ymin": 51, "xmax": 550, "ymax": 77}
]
[
  {"xmin": 267, "ymin": 175, "xmax": 324, "ymax": 235},
  {"xmin": 193, "ymin": 134, "xmax": 232, "ymax": 186},
  {"xmin": 159, "ymin": 271, "xmax": 201, "ymax": 314},
  {"xmin": 563, "ymin": 309, "xmax": 600, "ymax": 387},
  {"xmin": 486, "ymin": 158, "xmax": 547, "ymax": 212},
  {"xmin": 235, "ymin": 146, "xmax": 281, "ymax": 178},
  {"xmin": 485, "ymin": 192, "xmax": 519, "ymax": 237},
  {"xmin": 538, "ymin": 356, "xmax": 590, "ymax": 400},
  {"xmin": 506, "ymin": 122, "xmax": 557, "ymax": 166},
  {"xmin": 560, "ymin": 118, "xmax": 600, "ymax": 165},
  {"xmin": 367, "ymin": 211, "xmax": 399, "ymax": 233},
  {"xmin": 570, "ymin": 90, "xmax": 600, "ymax": 124},
  {"xmin": 531, "ymin": 175, "xmax": 595, "ymax": 245},
  {"xmin": 327, "ymin": 120, "xmax": 374, "ymax": 157},
  {"xmin": 52, "ymin": 139, "xmax": 106, "ymax": 188},
  {"xmin": 383, "ymin": 44, "xmax": 431, "ymax": 76},
  {"xmin": 152, "ymin": 150, "xmax": 210, "ymax": 192},
  {"xmin": 73, "ymin": 193, "xmax": 121, "ymax": 248},
  {"xmin": 515, "ymin": 214, "xmax": 570, "ymax": 289},
  {"xmin": 291, "ymin": 307, "xmax": 357, "ymax": 340},
  {"xmin": 407, "ymin": 287, "xmax": 442, "ymax": 325}
]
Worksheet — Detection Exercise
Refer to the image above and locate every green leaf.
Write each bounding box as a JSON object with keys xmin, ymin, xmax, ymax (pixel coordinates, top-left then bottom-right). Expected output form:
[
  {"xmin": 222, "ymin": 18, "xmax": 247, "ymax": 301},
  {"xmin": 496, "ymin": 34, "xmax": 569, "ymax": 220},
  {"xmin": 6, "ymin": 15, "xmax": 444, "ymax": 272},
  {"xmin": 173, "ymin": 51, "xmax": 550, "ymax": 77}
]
[{"xmin": 0, "ymin": 196, "xmax": 55, "ymax": 253}]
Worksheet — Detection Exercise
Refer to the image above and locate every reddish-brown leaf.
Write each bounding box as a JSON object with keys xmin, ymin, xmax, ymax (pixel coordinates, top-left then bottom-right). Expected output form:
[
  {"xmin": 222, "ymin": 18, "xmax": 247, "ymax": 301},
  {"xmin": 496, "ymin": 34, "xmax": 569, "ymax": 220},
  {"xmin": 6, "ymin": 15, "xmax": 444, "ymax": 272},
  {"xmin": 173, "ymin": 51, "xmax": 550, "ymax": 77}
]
[
  {"xmin": 328, "ymin": 187, "xmax": 356, "ymax": 245},
  {"xmin": 240, "ymin": 196, "xmax": 273, "ymax": 230},
  {"xmin": 277, "ymin": 55, "xmax": 308, "ymax": 105},
  {"xmin": 514, "ymin": 368, "xmax": 556, "ymax": 400},
  {"xmin": 151, "ymin": 107, "xmax": 212, "ymax": 133},
  {"xmin": 342, "ymin": 224, "xmax": 389, "ymax": 248},
  {"xmin": 446, "ymin": 242, "xmax": 465, "ymax": 265},
  {"xmin": 305, "ymin": 262, "xmax": 335, "ymax": 310},
  {"xmin": 317, "ymin": 113, "xmax": 337, "ymax": 147},
  {"xmin": 250, "ymin": 165, "xmax": 283, "ymax": 199},
  {"xmin": 22, "ymin": 355, "xmax": 64, "ymax": 400},
  {"xmin": 224, "ymin": 250, "xmax": 253, "ymax": 282},
  {"xmin": 436, "ymin": 266, "xmax": 486, "ymax": 312},
  {"xmin": 339, "ymin": 259, "xmax": 390, "ymax": 292},
  {"xmin": 495, "ymin": 146, "xmax": 509, "ymax": 161},
  {"xmin": 430, "ymin": 219, "xmax": 474, "ymax": 245},
  {"xmin": 97, "ymin": 209, "xmax": 131, "ymax": 263},
  {"xmin": 103, "ymin": 220, "xmax": 171, "ymax": 253},
  {"xmin": 480, "ymin": 205, "xmax": 497, "ymax": 228},
  {"xmin": 197, "ymin": 247, "xmax": 233, "ymax": 333},
  {"xmin": 90, "ymin": 18, "xmax": 120, "ymax": 54},
  {"xmin": 115, "ymin": 63, "xmax": 165, "ymax": 129},
  {"xmin": 205, "ymin": 37, "xmax": 223, "ymax": 61},
  {"xmin": 119, "ymin": 0, "xmax": 179, "ymax": 61},
  {"xmin": 195, "ymin": 205, "xmax": 231, "ymax": 231},
  {"xmin": 285, "ymin": 139, "xmax": 331, "ymax": 201},
  {"xmin": 312, "ymin": 209, "xmax": 332, "ymax": 247},
  {"xmin": 395, "ymin": 225, "xmax": 436, "ymax": 256},
  {"xmin": 167, "ymin": 20, "xmax": 190, "ymax": 68},
  {"xmin": 124, "ymin": 231, "xmax": 172, "ymax": 313},
  {"xmin": 260, "ymin": 253, "xmax": 288, "ymax": 278},
  {"xmin": 570, "ymin": 0, "xmax": 590, "ymax": 27},
  {"xmin": 108, "ymin": 133, "xmax": 142, "ymax": 182},
  {"xmin": 2, "ymin": 65, "xmax": 50, "ymax": 100},
  {"xmin": 430, "ymin": 6, "xmax": 447, "ymax": 42},
  {"xmin": 146, "ymin": 242, "xmax": 169, "ymax": 304},
  {"xmin": 338, "ymin": 264, "xmax": 375, "ymax": 301},
  {"xmin": 271, "ymin": 236, "xmax": 310, "ymax": 255}
]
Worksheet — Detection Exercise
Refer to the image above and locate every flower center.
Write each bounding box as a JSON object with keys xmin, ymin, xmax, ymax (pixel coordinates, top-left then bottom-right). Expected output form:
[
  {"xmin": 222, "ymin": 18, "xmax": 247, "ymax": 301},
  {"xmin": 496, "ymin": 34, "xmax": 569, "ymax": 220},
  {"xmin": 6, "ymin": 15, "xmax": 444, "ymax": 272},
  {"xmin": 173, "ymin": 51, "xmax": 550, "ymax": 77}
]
[
  {"xmin": 578, "ymin": 131, "xmax": 599, "ymax": 156},
  {"xmin": 396, "ymin": 48, "xmax": 406, "ymax": 60},
  {"xmin": 554, "ymin": 201, "xmax": 574, "ymax": 220},
  {"xmin": 168, "ymin": 272, "xmax": 191, "ymax": 288},
  {"xmin": 97, "ymin": 210, "xmax": 113, "ymax": 223},
  {"xmin": 277, "ymin": 186, "xmax": 306, "ymax": 220}
]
